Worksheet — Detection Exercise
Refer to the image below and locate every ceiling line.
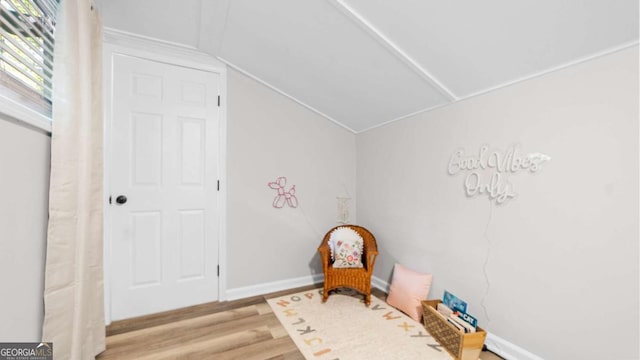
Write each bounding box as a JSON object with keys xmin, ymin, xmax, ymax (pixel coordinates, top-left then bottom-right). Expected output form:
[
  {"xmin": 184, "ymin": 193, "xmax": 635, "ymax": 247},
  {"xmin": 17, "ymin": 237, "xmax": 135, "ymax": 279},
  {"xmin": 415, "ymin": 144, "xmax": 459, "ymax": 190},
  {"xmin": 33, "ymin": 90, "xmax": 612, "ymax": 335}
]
[
  {"xmin": 356, "ymin": 102, "xmax": 453, "ymax": 134},
  {"xmin": 217, "ymin": 56, "xmax": 357, "ymax": 134},
  {"xmin": 357, "ymin": 41, "xmax": 640, "ymax": 134},
  {"xmin": 104, "ymin": 27, "xmax": 199, "ymax": 50},
  {"xmin": 197, "ymin": 0, "xmax": 231, "ymax": 56},
  {"xmin": 461, "ymin": 40, "xmax": 640, "ymax": 100},
  {"xmin": 327, "ymin": 0, "xmax": 458, "ymax": 102}
]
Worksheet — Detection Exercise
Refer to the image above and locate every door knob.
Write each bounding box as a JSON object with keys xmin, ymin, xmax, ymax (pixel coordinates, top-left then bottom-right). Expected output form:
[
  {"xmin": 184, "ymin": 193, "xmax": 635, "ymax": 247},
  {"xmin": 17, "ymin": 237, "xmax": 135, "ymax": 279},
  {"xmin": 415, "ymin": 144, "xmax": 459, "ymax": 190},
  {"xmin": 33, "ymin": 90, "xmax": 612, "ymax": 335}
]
[{"xmin": 115, "ymin": 195, "xmax": 128, "ymax": 205}]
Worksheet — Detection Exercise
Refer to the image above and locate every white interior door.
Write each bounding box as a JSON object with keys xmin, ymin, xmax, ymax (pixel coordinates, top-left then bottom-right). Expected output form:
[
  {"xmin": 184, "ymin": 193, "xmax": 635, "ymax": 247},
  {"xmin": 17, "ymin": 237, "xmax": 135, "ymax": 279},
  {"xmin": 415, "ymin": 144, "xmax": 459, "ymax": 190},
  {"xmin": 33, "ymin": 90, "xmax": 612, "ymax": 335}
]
[{"xmin": 110, "ymin": 54, "xmax": 220, "ymax": 320}]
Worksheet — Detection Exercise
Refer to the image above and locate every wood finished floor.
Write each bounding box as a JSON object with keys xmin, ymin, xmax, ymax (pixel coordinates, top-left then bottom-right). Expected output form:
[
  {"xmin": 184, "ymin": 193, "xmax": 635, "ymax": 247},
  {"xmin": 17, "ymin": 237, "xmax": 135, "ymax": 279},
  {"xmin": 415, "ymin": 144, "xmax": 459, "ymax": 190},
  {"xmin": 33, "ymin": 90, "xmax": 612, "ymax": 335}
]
[{"xmin": 98, "ymin": 285, "xmax": 503, "ymax": 360}]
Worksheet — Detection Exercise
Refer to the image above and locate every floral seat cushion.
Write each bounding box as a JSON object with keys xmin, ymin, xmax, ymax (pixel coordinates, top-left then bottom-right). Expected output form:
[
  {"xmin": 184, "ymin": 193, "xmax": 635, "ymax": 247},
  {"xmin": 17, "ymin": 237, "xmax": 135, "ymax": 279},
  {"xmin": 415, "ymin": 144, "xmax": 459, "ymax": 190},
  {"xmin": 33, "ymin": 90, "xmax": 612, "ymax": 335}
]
[{"xmin": 329, "ymin": 227, "xmax": 364, "ymax": 268}]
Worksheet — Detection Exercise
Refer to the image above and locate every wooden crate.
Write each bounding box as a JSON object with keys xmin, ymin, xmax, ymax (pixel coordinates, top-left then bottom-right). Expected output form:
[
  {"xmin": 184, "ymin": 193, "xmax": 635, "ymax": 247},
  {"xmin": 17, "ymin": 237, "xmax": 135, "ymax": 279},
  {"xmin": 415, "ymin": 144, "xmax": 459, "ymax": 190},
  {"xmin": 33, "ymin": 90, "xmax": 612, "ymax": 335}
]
[{"xmin": 421, "ymin": 300, "xmax": 487, "ymax": 360}]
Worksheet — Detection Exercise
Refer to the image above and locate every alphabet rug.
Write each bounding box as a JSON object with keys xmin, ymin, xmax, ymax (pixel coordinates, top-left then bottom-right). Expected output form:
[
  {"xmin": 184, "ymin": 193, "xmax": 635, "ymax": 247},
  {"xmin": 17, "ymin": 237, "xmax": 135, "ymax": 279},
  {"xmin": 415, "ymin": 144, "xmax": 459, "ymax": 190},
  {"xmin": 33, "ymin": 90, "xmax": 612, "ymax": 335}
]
[{"xmin": 267, "ymin": 288, "xmax": 453, "ymax": 360}]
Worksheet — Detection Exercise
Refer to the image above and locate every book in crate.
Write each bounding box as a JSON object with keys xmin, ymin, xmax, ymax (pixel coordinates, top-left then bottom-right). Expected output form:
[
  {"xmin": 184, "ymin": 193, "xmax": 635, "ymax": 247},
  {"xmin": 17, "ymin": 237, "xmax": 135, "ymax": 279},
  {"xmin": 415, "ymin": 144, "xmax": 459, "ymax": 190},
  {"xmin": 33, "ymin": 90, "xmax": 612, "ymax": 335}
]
[{"xmin": 421, "ymin": 299, "xmax": 487, "ymax": 360}]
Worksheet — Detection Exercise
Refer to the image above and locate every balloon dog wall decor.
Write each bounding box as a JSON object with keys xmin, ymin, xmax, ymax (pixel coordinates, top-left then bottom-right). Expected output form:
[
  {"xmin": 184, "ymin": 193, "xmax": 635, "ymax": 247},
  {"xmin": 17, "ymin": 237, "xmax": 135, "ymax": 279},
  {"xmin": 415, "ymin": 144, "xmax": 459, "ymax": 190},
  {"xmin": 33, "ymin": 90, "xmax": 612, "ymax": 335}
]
[{"xmin": 268, "ymin": 177, "xmax": 298, "ymax": 208}]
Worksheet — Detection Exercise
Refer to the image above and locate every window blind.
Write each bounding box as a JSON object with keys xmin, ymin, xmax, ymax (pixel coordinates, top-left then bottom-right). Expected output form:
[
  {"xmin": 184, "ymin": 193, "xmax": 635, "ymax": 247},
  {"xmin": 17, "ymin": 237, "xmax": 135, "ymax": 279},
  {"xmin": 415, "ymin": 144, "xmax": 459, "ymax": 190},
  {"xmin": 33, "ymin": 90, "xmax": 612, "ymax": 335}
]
[{"xmin": 0, "ymin": 0, "xmax": 59, "ymax": 115}]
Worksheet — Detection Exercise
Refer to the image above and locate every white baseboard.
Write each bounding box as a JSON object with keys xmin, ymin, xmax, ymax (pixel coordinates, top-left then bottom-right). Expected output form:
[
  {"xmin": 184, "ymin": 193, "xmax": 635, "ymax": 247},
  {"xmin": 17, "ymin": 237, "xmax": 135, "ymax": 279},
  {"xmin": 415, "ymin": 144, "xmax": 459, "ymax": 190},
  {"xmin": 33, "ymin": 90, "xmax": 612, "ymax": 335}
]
[
  {"xmin": 371, "ymin": 275, "xmax": 391, "ymax": 293},
  {"xmin": 485, "ymin": 332, "xmax": 544, "ymax": 360},
  {"xmin": 226, "ymin": 274, "xmax": 391, "ymax": 301},
  {"xmin": 225, "ymin": 274, "xmax": 325, "ymax": 301}
]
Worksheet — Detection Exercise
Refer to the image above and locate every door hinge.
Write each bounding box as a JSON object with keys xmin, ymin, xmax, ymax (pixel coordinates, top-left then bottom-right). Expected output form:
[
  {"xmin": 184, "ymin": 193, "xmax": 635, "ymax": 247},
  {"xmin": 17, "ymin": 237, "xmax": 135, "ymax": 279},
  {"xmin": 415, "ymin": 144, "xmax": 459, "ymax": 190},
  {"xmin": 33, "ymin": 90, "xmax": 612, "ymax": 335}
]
[
  {"xmin": 217, "ymin": 265, "xmax": 220, "ymax": 277},
  {"xmin": 217, "ymin": 95, "xmax": 220, "ymax": 107},
  {"xmin": 217, "ymin": 180, "xmax": 220, "ymax": 191}
]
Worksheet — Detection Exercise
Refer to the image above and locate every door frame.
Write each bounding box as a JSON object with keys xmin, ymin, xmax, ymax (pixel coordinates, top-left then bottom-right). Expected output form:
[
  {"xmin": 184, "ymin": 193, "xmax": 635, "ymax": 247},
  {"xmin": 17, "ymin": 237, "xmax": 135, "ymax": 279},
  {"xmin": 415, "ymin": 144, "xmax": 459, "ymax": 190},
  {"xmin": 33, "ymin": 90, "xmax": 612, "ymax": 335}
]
[{"xmin": 102, "ymin": 29, "xmax": 228, "ymax": 325}]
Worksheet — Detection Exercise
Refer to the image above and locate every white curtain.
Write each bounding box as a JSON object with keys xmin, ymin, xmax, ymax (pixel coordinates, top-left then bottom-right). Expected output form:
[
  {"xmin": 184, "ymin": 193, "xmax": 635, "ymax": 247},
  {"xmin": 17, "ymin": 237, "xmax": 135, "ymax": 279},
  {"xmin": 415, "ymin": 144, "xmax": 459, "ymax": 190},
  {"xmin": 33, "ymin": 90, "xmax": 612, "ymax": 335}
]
[{"xmin": 42, "ymin": 0, "xmax": 105, "ymax": 359}]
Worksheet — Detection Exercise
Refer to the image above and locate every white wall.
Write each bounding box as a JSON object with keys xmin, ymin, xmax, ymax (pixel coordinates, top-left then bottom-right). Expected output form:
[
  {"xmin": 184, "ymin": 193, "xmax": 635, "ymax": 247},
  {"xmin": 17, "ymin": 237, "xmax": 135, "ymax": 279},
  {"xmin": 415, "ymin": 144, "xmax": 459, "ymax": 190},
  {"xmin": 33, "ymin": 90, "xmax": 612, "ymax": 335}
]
[
  {"xmin": 226, "ymin": 68, "xmax": 356, "ymax": 291},
  {"xmin": 0, "ymin": 117, "xmax": 50, "ymax": 341},
  {"xmin": 356, "ymin": 47, "xmax": 639, "ymax": 360}
]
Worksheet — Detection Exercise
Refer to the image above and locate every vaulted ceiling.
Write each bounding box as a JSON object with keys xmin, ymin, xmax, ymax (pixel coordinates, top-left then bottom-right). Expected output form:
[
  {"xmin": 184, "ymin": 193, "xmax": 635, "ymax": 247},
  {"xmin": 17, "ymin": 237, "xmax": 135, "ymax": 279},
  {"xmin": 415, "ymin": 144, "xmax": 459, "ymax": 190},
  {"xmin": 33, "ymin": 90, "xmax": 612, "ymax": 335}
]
[{"xmin": 96, "ymin": 0, "xmax": 639, "ymax": 133}]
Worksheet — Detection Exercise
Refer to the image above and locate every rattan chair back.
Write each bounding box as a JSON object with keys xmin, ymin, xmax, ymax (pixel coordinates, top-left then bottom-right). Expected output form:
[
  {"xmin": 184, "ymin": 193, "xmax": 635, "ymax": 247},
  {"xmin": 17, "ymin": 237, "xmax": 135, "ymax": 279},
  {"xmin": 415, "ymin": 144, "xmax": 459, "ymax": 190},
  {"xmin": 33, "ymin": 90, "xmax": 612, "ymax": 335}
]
[{"xmin": 317, "ymin": 225, "xmax": 378, "ymax": 305}]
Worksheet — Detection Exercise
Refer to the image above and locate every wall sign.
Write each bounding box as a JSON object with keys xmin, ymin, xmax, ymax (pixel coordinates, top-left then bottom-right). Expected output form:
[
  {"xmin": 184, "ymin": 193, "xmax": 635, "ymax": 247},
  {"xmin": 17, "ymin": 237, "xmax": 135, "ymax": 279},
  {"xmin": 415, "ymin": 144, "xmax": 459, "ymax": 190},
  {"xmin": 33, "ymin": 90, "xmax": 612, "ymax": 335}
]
[{"xmin": 448, "ymin": 145, "xmax": 550, "ymax": 205}]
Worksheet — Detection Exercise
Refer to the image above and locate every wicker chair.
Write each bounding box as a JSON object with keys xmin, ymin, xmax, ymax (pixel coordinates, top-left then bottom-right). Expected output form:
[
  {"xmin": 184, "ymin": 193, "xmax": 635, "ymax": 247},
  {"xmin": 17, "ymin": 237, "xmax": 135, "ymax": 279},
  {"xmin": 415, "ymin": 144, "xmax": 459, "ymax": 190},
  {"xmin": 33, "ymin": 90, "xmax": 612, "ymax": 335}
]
[{"xmin": 318, "ymin": 225, "xmax": 378, "ymax": 305}]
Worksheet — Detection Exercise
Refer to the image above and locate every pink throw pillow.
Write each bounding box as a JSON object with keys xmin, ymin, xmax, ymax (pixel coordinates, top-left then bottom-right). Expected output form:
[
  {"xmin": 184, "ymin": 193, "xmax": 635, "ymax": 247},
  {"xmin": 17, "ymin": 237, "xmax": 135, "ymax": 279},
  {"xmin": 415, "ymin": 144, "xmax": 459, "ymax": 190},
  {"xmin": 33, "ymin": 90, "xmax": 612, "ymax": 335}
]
[{"xmin": 386, "ymin": 264, "xmax": 433, "ymax": 322}]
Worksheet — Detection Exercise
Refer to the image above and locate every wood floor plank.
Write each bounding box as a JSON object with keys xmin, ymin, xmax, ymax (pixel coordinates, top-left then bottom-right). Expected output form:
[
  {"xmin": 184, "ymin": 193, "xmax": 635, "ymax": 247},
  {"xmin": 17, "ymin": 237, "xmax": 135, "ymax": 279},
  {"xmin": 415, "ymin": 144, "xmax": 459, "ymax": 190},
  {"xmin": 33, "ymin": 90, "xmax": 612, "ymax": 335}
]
[
  {"xmin": 107, "ymin": 305, "xmax": 259, "ymax": 343},
  {"xmin": 106, "ymin": 295, "xmax": 267, "ymax": 336},
  {"xmin": 135, "ymin": 326, "xmax": 274, "ymax": 360},
  {"xmin": 99, "ymin": 311, "xmax": 281, "ymax": 359},
  {"xmin": 212, "ymin": 336, "xmax": 299, "ymax": 360},
  {"xmin": 256, "ymin": 302, "xmax": 274, "ymax": 315},
  {"xmin": 105, "ymin": 305, "xmax": 257, "ymax": 348},
  {"xmin": 265, "ymin": 350, "xmax": 307, "ymax": 360},
  {"xmin": 268, "ymin": 323, "xmax": 290, "ymax": 339}
]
